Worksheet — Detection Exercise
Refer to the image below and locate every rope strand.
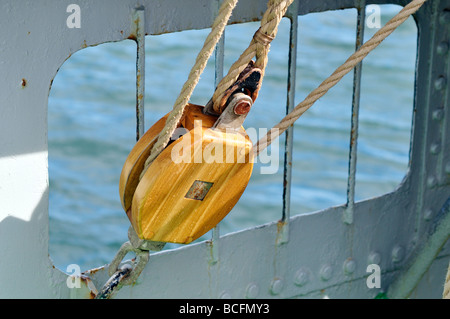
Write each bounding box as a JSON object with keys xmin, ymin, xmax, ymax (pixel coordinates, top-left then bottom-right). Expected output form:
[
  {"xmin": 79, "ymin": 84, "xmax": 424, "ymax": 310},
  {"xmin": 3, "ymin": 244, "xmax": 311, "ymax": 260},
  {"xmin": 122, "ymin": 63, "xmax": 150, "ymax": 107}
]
[
  {"xmin": 254, "ymin": 0, "xmax": 427, "ymax": 155},
  {"xmin": 139, "ymin": 0, "xmax": 239, "ymax": 180},
  {"xmin": 212, "ymin": 0, "xmax": 294, "ymax": 112}
]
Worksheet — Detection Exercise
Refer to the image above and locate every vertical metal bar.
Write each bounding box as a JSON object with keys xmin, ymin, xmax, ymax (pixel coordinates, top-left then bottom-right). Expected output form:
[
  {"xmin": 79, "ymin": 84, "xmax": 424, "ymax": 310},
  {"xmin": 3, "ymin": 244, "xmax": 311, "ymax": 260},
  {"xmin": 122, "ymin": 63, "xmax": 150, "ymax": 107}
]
[
  {"xmin": 277, "ymin": 0, "xmax": 299, "ymax": 245},
  {"xmin": 210, "ymin": 0, "xmax": 225, "ymax": 264},
  {"xmin": 135, "ymin": 7, "xmax": 145, "ymax": 141},
  {"xmin": 343, "ymin": 1, "xmax": 366, "ymax": 225}
]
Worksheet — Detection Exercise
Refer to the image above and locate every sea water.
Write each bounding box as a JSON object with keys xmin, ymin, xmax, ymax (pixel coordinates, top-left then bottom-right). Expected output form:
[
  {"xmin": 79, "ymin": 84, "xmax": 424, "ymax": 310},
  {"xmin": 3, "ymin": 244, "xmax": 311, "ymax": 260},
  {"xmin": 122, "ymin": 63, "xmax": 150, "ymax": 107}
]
[{"xmin": 48, "ymin": 6, "xmax": 417, "ymax": 272}]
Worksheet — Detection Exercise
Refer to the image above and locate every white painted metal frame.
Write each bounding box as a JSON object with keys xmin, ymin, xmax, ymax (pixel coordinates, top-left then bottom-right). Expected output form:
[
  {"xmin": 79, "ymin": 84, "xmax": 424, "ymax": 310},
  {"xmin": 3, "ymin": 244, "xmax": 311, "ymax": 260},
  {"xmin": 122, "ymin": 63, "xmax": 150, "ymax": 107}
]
[{"xmin": 0, "ymin": 0, "xmax": 449, "ymax": 298}]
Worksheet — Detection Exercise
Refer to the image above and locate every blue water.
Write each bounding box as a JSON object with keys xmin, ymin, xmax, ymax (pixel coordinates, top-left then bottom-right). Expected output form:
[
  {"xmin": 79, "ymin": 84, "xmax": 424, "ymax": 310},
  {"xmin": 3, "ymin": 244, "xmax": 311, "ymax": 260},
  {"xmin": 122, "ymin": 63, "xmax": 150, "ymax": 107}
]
[{"xmin": 48, "ymin": 6, "xmax": 417, "ymax": 272}]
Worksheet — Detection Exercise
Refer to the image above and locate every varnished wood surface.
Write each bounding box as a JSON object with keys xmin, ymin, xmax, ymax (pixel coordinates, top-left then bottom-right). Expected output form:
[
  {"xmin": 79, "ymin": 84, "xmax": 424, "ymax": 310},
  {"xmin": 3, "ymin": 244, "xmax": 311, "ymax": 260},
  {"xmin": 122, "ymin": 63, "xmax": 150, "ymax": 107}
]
[
  {"xmin": 118, "ymin": 113, "xmax": 170, "ymax": 212},
  {"xmin": 119, "ymin": 104, "xmax": 253, "ymax": 244}
]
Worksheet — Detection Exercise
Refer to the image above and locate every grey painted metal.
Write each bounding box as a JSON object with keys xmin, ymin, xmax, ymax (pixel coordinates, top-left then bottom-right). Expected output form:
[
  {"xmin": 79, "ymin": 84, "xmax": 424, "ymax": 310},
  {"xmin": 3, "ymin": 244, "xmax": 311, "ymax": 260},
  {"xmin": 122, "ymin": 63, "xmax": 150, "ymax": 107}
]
[
  {"xmin": 0, "ymin": 0, "xmax": 449, "ymax": 299},
  {"xmin": 135, "ymin": 7, "xmax": 146, "ymax": 141},
  {"xmin": 387, "ymin": 197, "xmax": 450, "ymax": 298},
  {"xmin": 210, "ymin": 0, "xmax": 226, "ymax": 264},
  {"xmin": 344, "ymin": 0, "xmax": 366, "ymax": 225},
  {"xmin": 278, "ymin": 0, "xmax": 300, "ymax": 246}
]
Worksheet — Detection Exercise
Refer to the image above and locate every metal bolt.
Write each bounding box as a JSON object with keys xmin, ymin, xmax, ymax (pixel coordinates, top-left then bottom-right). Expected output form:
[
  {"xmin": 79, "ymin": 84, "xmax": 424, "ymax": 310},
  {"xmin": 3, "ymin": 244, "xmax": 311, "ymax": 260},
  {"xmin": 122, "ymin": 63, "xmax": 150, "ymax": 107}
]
[
  {"xmin": 432, "ymin": 109, "xmax": 444, "ymax": 121},
  {"xmin": 424, "ymin": 209, "xmax": 433, "ymax": 221},
  {"xmin": 343, "ymin": 259, "xmax": 356, "ymax": 275},
  {"xmin": 434, "ymin": 76, "xmax": 446, "ymax": 91},
  {"xmin": 320, "ymin": 265, "xmax": 333, "ymax": 281},
  {"xmin": 427, "ymin": 175, "xmax": 437, "ymax": 188},
  {"xmin": 445, "ymin": 162, "xmax": 450, "ymax": 174},
  {"xmin": 270, "ymin": 278, "xmax": 284, "ymax": 295},
  {"xmin": 368, "ymin": 252, "xmax": 381, "ymax": 265},
  {"xmin": 409, "ymin": 234, "xmax": 419, "ymax": 250},
  {"xmin": 440, "ymin": 10, "xmax": 450, "ymax": 25},
  {"xmin": 245, "ymin": 283, "xmax": 259, "ymax": 299},
  {"xmin": 229, "ymin": 93, "xmax": 253, "ymax": 115},
  {"xmin": 294, "ymin": 268, "xmax": 309, "ymax": 287},
  {"xmin": 392, "ymin": 245, "xmax": 404, "ymax": 263},
  {"xmin": 234, "ymin": 100, "xmax": 252, "ymax": 115},
  {"xmin": 220, "ymin": 291, "xmax": 231, "ymax": 299},
  {"xmin": 437, "ymin": 41, "xmax": 449, "ymax": 55},
  {"xmin": 430, "ymin": 142, "xmax": 441, "ymax": 155}
]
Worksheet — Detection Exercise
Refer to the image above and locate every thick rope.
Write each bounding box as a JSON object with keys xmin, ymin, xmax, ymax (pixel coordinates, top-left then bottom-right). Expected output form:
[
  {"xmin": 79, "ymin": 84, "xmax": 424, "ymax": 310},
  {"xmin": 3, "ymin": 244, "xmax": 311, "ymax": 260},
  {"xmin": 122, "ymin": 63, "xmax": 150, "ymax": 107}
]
[
  {"xmin": 139, "ymin": 0, "xmax": 239, "ymax": 179},
  {"xmin": 254, "ymin": 0, "xmax": 427, "ymax": 156},
  {"xmin": 212, "ymin": 0, "xmax": 294, "ymax": 112},
  {"xmin": 444, "ymin": 262, "xmax": 450, "ymax": 299}
]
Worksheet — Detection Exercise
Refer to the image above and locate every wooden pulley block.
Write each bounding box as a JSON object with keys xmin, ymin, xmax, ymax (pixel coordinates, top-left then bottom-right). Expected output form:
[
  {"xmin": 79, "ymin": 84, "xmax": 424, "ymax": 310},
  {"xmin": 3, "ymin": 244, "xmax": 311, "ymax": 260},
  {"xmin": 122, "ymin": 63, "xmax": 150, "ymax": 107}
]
[{"xmin": 119, "ymin": 102, "xmax": 254, "ymax": 244}]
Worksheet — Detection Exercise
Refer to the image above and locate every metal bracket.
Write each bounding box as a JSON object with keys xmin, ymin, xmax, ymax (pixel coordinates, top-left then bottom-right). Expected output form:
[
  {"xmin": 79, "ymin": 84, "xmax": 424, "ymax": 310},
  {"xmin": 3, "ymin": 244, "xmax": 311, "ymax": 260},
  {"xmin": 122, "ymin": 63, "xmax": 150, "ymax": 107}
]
[{"xmin": 204, "ymin": 61, "xmax": 262, "ymax": 115}]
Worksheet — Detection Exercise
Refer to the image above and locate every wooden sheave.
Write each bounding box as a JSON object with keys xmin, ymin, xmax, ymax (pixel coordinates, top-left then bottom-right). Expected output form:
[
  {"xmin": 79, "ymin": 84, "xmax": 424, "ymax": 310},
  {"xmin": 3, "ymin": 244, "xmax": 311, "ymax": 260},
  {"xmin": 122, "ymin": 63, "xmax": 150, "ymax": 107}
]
[{"xmin": 119, "ymin": 104, "xmax": 254, "ymax": 244}]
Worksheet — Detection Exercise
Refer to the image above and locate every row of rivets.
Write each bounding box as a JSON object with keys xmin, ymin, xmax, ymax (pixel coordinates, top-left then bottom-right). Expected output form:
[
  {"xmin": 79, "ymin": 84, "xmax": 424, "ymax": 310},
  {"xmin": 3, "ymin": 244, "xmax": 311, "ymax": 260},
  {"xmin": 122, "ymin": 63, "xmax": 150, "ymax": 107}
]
[
  {"xmin": 219, "ymin": 247, "xmax": 408, "ymax": 298},
  {"xmin": 429, "ymin": 10, "xmax": 450, "ymax": 188}
]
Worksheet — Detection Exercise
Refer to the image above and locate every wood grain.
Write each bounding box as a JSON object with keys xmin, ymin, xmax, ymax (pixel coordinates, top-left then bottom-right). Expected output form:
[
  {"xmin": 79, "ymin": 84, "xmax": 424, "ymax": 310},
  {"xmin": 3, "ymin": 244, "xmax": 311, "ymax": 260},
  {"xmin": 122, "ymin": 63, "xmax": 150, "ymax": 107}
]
[
  {"xmin": 118, "ymin": 113, "xmax": 170, "ymax": 212},
  {"xmin": 120, "ymin": 104, "xmax": 253, "ymax": 244},
  {"xmin": 132, "ymin": 110, "xmax": 253, "ymax": 243}
]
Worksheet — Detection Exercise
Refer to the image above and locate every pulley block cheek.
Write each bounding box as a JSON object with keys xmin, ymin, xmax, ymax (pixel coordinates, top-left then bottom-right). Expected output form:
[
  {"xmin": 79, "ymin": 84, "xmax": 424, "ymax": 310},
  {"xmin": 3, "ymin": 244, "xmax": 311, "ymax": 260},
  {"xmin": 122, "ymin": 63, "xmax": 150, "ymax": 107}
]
[
  {"xmin": 118, "ymin": 112, "xmax": 173, "ymax": 213},
  {"xmin": 119, "ymin": 103, "xmax": 254, "ymax": 244}
]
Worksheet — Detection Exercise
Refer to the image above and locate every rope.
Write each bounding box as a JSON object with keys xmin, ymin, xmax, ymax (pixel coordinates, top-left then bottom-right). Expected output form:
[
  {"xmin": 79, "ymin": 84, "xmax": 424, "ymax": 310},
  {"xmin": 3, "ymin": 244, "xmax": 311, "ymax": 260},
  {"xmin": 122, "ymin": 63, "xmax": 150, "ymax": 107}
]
[
  {"xmin": 139, "ymin": 0, "xmax": 239, "ymax": 180},
  {"xmin": 254, "ymin": 0, "xmax": 427, "ymax": 156},
  {"xmin": 444, "ymin": 261, "xmax": 450, "ymax": 299},
  {"xmin": 212, "ymin": 0, "xmax": 294, "ymax": 113},
  {"xmin": 139, "ymin": 0, "xmax": 294, "ymax": 179}
]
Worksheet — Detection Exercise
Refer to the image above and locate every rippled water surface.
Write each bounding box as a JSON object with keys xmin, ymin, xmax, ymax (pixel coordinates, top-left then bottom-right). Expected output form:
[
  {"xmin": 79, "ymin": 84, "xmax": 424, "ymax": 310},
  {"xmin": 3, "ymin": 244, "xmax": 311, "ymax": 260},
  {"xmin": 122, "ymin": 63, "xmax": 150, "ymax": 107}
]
[{"xmin": 48, "ymin": 6, "xmax": 417, "ymax": 271}]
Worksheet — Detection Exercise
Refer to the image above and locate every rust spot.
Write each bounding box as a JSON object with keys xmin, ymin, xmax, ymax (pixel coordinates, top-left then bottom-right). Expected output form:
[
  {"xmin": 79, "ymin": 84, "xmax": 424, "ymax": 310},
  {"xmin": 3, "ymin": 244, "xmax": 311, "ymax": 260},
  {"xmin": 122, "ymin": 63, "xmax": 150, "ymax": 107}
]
[
  {"xmin": 21, "ymin": 78, "xmax": 27, "ymax": 88},
  {"xmin": 82, "ymin": 40, "xmax": 87, "ymax": 48},
  {"xmin": 128, "ymin": 34, "xmax": 137, "ymax": 41},
  {"xmin": 120, "ymin": 30, "xmax": 124, "ymax": 35},
  {"xmin": 276, "ymin": 219, "xmax": 287, "ymax": 234},
  {"xmin": 82, "ymin": 265, "xmax": 104, "ymax": 278},
  {"xmin": 27, "ymin": 31, "xmax": 30, "ymax": 35},
  {"xmin": 234, "ymin": 100, "xmax": 252, "ymax": 115}
]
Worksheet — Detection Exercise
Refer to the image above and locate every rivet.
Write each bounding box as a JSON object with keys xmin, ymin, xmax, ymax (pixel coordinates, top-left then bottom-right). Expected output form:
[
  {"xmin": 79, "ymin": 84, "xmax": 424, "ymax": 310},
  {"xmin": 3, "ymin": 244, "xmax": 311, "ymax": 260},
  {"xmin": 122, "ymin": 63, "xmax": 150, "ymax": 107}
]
[
  {"xmin": 424, "ymin": 209, "xmax": 433, "ymax": 221},
  {"xmin": 294, "ymin": 268, "xmax": 309, "ymax": 287},
  {"xmin": 245, "ymin": 283, "xmax": 259, "ymax": 299},
  {"xmin": 392, "ymin": 245, "xmax": 404, "ymax": 263},
  {"xmin": 270, "ymin": 278, "xmax": 284, "ymax": 295},
  {"xmin": 220, "ymin": 291, "xmax": 231, "ymax": 299},
  {"xmin": 368, "ymin": 252, "xmax": 381, "ymax": 265},
  {"xmin": 440, "ymin": 10, "xmax": 450, "ymax": 25},
  {"xmin": 343, "ymin": 259, "xmax": 356, "ymax": 275},
  {"xmin": 437, "ymin": 41, "xmax": 449, "ymax": 55},
  {"xmin": 434, "ymin": 76, "xmax": 446, "ymax": 91},
  {"xmin": 430, "ymin": 142, "xmax": 441, "ymax": 155},
  {"xmin": 432, "ymin": 109, "xmax": 444, "ymax": 121},
  {"xmin": 427, "ymin": 175, "xmax": 437, "ymax": 188},
  {"xmin": 409, "ymin": 234, "xmax": 419, "ymax": 250},
  {"xmin": 320, "ymin": 265, "xmax": 333, "ymax": 281}
]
